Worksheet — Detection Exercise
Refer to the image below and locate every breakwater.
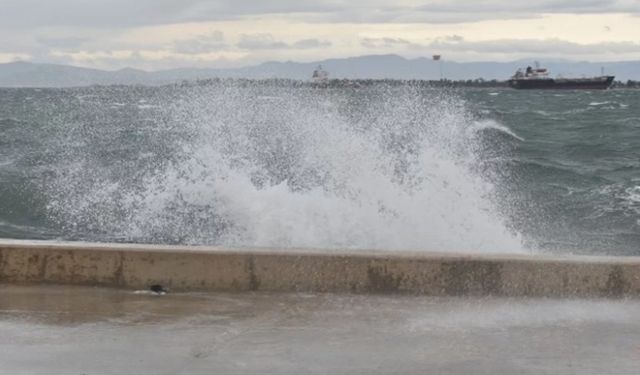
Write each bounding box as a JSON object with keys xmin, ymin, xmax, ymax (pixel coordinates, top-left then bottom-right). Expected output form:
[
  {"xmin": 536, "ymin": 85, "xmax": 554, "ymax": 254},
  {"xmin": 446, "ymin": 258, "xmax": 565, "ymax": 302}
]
[{"xmin": 2, "ymin": 240, "xmax": 639, "ymax": 297}]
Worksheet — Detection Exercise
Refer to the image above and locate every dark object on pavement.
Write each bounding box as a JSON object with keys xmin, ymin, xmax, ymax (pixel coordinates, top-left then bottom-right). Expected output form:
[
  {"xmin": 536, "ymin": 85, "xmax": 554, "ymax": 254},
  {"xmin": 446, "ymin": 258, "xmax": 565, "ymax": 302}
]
[{"xmin": 149, "ymin": 284, "xmax": 168, "ymax": 294}]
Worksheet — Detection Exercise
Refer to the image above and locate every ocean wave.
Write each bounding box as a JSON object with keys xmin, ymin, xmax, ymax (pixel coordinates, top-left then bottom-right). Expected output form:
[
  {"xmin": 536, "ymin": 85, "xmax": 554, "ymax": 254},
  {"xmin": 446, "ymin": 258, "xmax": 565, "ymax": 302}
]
[
  {"xmin": 586, "ymin": 184, "xmax": 640, "ymax": 222},
  {"xmin": 471, "ymin": 119, "xmax": 524, "ymax": 141},
  {"xmin": 0, "ymin": 220, "xmax": 57, "ymax": 239},
  {"xmin": 42, "ymin": 84, "xmax": 524, "ymax": 253},
  {"xmin": 0, "ymin": 118, "xmax": 28, "ymax": 128},
  {"xmin": 137, "ymin": 104, "xmax": 159, "ymax": 109},
  {"xmin": 5, "ymin": 86, "xmax": 640, "ymax": 254},
  {"xmin": 505, "ymin": 158, "xmax": 610, "ymax": 185},
  {"xmin": 622, "ymin": 186, "xmax": 640, "ymax": 213},
  {"xmin": 588, "ymin": 101, "xmax": 628, "ymax": 110}
]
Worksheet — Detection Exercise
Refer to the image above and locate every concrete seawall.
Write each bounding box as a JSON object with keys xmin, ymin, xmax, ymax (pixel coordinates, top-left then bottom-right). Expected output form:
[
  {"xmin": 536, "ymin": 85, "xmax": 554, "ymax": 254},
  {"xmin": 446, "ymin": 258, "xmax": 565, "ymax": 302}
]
[{"xmin": 1, "ymin": 240, "xmax": 640, "ymax": 297}]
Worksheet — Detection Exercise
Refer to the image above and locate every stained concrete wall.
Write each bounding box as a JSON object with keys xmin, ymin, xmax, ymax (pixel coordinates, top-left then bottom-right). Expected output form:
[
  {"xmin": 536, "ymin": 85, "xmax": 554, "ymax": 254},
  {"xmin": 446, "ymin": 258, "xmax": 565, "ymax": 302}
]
[{"xmin": 1, "ymin": 240, "xmax": 640, "ymax": 297}]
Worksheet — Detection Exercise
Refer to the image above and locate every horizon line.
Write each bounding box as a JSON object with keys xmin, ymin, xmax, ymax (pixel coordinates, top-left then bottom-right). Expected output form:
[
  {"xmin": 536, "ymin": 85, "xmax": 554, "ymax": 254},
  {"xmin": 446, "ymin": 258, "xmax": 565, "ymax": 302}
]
[{"xmin": 3, "ymin": 54, "xmax": 640, "ymax": 73}]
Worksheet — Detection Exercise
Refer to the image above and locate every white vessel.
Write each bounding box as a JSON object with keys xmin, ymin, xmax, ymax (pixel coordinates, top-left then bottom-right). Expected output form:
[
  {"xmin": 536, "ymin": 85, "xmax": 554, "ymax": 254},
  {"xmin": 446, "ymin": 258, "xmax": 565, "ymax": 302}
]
[{"xmin": 311, "ymin": 65, "xmax": 329, "ymax": 82}]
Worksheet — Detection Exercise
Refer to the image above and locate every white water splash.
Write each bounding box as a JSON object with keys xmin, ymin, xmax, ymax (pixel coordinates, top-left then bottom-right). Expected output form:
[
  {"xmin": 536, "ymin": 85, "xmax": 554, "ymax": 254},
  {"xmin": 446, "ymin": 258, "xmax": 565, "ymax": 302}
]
[{"xmin": 47, "ymin": 83, "xmax": 523, "ymax": 253}]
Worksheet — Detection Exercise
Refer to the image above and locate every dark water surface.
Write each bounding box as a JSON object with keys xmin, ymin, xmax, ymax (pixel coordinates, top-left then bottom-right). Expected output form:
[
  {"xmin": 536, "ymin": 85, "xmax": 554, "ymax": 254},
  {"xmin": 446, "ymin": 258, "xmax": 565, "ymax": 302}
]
[{"xmin": 1, "ymin": 84, "xmax": 638, "ymax": 255}]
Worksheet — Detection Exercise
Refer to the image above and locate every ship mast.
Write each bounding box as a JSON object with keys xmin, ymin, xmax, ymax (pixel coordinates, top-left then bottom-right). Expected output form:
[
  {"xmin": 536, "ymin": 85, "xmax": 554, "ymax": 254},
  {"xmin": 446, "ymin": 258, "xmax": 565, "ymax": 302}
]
[{"xmin": 433, "ymin": 55, "xmax": 443, "ymax": 80}]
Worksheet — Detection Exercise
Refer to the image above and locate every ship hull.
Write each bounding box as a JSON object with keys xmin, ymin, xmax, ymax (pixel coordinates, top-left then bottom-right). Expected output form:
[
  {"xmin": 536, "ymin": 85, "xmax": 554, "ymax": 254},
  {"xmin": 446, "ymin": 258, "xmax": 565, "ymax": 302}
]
[{"xmin": 509, "ymin": 76, "xmax": 614, "ymax": 90}]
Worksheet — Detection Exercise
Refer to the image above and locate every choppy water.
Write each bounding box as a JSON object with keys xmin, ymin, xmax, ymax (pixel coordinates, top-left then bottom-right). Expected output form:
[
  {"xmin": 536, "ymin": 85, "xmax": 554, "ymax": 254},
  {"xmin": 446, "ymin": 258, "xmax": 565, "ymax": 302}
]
[{"xmin": 1, "ymin": 84, "xmax": 638, "ymax": 255}]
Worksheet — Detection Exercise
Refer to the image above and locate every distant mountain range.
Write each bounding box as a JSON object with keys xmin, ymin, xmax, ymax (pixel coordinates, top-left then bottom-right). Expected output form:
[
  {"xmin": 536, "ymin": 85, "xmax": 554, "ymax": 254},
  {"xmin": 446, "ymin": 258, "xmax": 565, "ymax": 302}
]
[{"xmin": 1, "ymin": 55, "xmax": 639, "ymax": 87}]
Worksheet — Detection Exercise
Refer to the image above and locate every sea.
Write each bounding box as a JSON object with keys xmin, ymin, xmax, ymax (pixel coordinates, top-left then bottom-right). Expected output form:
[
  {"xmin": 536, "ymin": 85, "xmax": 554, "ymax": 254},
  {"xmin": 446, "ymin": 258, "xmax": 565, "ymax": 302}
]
[{"xmin": 1, "ymin": 83, "xmax": 639, "ymax": 255}]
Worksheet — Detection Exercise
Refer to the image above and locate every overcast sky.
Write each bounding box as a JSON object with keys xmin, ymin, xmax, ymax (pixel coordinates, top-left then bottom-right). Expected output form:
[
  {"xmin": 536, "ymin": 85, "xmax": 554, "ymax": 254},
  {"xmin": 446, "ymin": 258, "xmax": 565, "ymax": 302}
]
[{"xmin": 1, "ymin": 0, "xmax": 639, "ymax": 70}]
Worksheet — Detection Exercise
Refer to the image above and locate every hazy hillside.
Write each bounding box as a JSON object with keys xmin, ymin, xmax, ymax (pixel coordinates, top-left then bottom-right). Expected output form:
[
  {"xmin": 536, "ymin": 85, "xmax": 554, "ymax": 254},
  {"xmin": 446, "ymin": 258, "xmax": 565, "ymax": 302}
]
[{"xmin": 1, "ymin": 56, "xmax": 639, "ymax": 87}]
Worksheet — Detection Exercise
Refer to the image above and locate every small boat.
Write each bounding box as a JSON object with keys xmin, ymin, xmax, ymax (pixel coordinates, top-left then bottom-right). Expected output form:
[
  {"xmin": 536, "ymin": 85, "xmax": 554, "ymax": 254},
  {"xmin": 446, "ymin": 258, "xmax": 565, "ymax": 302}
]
[{"xmin": 508, "ymin": 63, "xmax": 614, "ymax": 90}]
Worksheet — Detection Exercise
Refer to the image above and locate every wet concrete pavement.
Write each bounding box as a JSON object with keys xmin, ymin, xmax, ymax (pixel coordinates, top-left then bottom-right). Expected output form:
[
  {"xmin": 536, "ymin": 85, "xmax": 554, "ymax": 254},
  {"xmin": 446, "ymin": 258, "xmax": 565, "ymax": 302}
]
[{"xmin": 1, "ymin": 285, "xmax": 639, "ymax": 374}]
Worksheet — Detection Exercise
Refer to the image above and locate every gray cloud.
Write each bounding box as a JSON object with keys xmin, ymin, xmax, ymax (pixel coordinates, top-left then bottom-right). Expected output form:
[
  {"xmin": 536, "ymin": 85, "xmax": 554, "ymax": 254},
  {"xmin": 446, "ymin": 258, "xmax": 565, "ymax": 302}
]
[
  {"xmin": 414, "ymin": 0, "xmax": 617, "ymax": 13},
  {"xmin": 359, "ymin": 35, "xmax": 640, "ymax": 57},
  {"xmin": 238, "ymin": 34, "xmax": 331, "ymax": 50},
  {"xmin": 0, "ymin": 0, "xmax": 341, "ymax": 29},
  {"xmin": 402, "ymin": 0, "xmax": 640, "ymax": 22},
  {"xmin": 429, "ymin": 37, "xmax": 640, "ymax": 55},
  {"xmin": 361, "ymin": 37, "xmax": 413, "ymax": 49},
  {"xmin": 237, "ymin": 34, "xmax": 289, "ymax": 50},
  {"xmin": 2, "ymin": 0, "xmax": 640, "ymax": 29},
  {"xmin": 292, "ymin": 39, "xmax": 332, "ymax": 49},
  {"xmin": 441, "ymin": 35, "xmax": 464, "ymax": 42},
  {"xmin": 1, "ymin": 0, "xmax": 638, "ymax": 70},
  {"xmin": 173, "ymin": 31, "xmax": 227, "ymax": 54},
  {"xmin": 36, "ymin": 36, "xmax": 91, "ymax": 48}
]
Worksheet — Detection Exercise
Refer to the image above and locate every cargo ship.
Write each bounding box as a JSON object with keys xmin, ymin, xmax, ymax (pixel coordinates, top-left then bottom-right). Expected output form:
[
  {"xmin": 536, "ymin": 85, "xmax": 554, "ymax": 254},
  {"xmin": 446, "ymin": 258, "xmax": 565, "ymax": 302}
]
[{"xmin": 508, "ymin": 64, "xmax": 614, "ymax": 90}]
